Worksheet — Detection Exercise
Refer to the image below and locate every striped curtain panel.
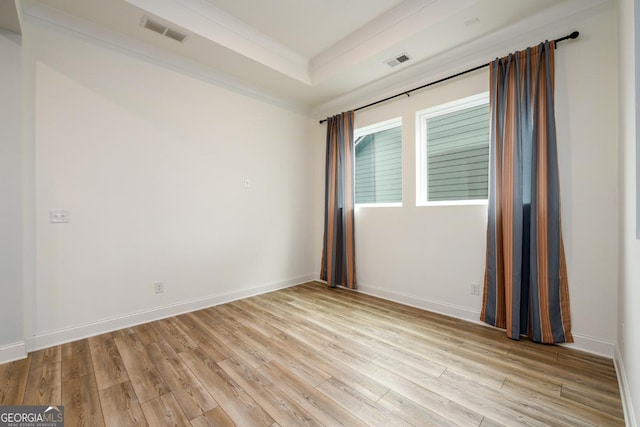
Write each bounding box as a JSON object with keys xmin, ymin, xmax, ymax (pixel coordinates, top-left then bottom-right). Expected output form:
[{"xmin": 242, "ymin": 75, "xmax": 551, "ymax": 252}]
[
  {"xmin": 482, "ymin": 41, "xmax": 573, "ymax": 344},
  {"xmin": 321, "ymin": 111, "xmax": 357, "ymax": 289}
]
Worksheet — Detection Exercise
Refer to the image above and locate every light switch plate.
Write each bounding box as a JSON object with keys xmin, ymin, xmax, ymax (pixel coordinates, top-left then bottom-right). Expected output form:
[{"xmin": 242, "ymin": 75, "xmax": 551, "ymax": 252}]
[{"xmin": 49, "ymin": 209, "xmax": 70, "ymax": 223}]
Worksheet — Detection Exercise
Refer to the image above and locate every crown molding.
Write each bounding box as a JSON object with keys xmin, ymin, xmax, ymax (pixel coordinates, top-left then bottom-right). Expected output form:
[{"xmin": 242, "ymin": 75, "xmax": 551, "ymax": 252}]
[
  {"xmin": 23, "ymin": 3, "xmax": 311, "ymax": 114},
  {"xmin": 126, "ymin": 0, "xmax": 310, "ymax": 84},
  {"xmin": 126, "ymin": 0, "xmax": 485, "ymax": 88},
  {"xmin": 311, "ymin": 0, "xmax": 611, "ymax": 119},
  {"xmin": 309, "ymin": 0, "xmax": 478, "ymax": 85}
]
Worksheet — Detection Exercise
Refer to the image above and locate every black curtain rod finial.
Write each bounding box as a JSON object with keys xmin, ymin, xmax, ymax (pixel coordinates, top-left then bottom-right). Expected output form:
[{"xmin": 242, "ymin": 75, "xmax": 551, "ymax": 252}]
[{"xmin": 553, "ymin": 30, "xmax": 579, "ymax": 45}]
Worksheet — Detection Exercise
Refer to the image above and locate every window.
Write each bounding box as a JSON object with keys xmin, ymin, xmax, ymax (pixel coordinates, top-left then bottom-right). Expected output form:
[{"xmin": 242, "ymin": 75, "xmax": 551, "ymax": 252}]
[
  {"xmin": 354, "ymin": 118, "xmax": 402, "ymax": 205},
  {"xmin": 416, "ymin": 93, "xmax": 490, "ymax": 204}
]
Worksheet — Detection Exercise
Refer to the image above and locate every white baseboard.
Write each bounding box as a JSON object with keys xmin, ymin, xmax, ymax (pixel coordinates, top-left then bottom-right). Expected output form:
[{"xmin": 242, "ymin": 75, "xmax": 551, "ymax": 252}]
[
  {"xmin": 0, "ymin": 341, "xmax": 27, "ymax": 364},
  {"xmin": 615, "ymin": 345, "xmax": 638, "ymax": 427},
  {"xmin": 26, "ymin": 274, "xmax": 314, "ymax": 352},
  {"xmin": 562, "ymin": 333, "xmax": 615, "ymax": 358},
  {"xmin": 357, "ymin": 283, "xmax": 483, "ymax": 324},
  {"xmin": 357, "ymin": 283, "xmax": 615, "ymax": 358}
]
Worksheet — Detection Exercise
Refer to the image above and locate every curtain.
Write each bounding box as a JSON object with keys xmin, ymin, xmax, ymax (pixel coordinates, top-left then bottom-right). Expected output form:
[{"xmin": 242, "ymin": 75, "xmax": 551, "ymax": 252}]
[
  {"xmin": 482, "ymin": 41, "xmax": 573, "ymax": 344},
  {"xmin": 320, "ymin": 111, "xmax": 357, "ymax": 289}
]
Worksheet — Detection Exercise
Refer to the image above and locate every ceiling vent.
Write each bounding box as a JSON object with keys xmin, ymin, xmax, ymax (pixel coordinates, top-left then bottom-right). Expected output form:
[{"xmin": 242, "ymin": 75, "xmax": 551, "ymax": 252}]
[
  {"xmin": 141, "ymin": 16, "xmax": 187, "ymax": 43},
  {"xmin": 385, "ymin": 53, "xmax": 411, "ymax": 68}
]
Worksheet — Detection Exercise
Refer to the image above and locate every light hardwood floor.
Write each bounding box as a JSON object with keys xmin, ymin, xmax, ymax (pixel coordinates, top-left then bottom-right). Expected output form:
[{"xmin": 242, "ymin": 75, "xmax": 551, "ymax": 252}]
[{"xmin": 0, "ymin": 282, "xmax": 624, "ymax": 426}]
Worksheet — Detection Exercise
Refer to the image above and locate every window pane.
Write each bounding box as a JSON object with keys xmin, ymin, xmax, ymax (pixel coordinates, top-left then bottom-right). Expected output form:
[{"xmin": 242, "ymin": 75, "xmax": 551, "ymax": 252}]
[
  {"xmin": 426, "ymin": 103, "xmax": 489, "ymax": 201},
  {"xmin": 355, "ymin": 125, "xmax": 402, "ymax": 204}
]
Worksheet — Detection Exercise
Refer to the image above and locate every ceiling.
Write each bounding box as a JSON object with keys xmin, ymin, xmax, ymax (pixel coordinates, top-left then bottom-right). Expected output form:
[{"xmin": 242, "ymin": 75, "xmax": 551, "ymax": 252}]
[{"xmin": 8, "ymin": 0, "xmax": 606, "ymax": 109}]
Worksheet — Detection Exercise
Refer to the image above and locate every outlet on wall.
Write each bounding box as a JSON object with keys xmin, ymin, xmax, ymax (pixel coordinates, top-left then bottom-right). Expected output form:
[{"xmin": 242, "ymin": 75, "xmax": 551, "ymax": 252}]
[
  {"xmin": 49, "ymin": 209, "xmax": 70, "ymax": 223},
  {"xmin": 470, "ymin": 283, "xmax": 480, "ymax": 296},
  {"xmin": 154, "ymin": 282, "xmax": 164, "ymax": 294}
]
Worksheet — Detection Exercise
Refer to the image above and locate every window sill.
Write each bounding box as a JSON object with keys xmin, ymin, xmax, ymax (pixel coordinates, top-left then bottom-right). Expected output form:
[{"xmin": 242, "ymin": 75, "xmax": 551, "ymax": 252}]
[
  {"xmin": 355, "ymin": 203, "xmax": 403, "ymax": 208},
  {"xmin": 417, "ymin": 199, "xmax": 488, "ymax": 207}
]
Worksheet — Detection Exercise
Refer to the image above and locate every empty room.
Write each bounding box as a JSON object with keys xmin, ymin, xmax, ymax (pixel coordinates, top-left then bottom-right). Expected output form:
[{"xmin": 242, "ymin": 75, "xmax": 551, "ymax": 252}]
[{"xmin": 1, "ymin": 0, "xmax": 639, "ymax": 425}]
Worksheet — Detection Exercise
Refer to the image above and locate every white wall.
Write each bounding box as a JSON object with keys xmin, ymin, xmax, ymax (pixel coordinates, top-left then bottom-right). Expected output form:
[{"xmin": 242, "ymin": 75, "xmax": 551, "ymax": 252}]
[
  {"xmin": 554, "ymin": 4, "xmax": 619, "ymax": 355},
  {"xmin": 0, "ymin": 29, "xmax": 25, "ymax": 361},
  {"xmin": 618, "ymin": 0, "xmax": 640, "ymax": 424},
  {"xmin": 21, "ymin": 19, "xmax": 314, "ymax": 350},
  {"xmin": 313, "ymin": 3, "xmax": 619, "ymax": 357},
  {"xmin": 347, "ymin": 71, "xmax": 489, "ymax": 322}
]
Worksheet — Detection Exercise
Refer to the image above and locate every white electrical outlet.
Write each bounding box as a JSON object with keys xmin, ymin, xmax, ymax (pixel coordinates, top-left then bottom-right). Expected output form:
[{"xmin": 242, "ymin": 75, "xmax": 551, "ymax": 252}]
[
  {"xmin": 243, "ymin": 178, "xmax": 251, "ymax": 189},
  {"xmin": 154, "ymin": 282, "xmax": 164, "ymax": 294},
  {"xmin": 49, "ymin": 209, "xmax": 70, "ymax": 223},
  {"xmin": 470, "ymin": 283, "xmax": 480, "ymax": 296}
]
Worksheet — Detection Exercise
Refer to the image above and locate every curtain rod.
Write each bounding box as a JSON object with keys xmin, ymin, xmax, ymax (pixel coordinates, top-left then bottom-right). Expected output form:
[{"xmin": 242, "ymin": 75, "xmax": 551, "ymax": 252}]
[{"xmin": 319, "ymin": 31, "xmax": 580, "ymax": 124}]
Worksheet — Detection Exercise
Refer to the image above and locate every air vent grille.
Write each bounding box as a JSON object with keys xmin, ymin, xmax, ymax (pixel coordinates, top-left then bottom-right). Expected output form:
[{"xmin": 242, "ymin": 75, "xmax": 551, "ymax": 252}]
[
  {"xmin": 141, "ymin": 16, "xmax": 188, "ymax": 43},
  {"xmin": 165, "ymin": 28, "xmax": 187, "ymax": 42},
  {"xmin": 385, "ymin": 52, "xmax": 411, "ymax": 68},
  {"xmin": 143, "ymin": 18, "xmax": 166, "ymax": 35}
]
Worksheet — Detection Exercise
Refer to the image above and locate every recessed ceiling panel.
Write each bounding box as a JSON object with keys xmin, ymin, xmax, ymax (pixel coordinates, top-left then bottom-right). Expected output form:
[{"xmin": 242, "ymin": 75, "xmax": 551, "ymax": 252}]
[{"xmin": 203, "ymin": 0, "xmax": 405, "ymax": 57}]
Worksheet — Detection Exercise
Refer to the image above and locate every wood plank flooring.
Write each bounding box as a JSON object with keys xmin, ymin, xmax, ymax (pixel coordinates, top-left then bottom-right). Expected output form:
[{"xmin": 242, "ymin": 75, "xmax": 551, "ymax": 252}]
[{"xmin": 0, "ymin": 282, "xmax": 624, "ymax": 426}]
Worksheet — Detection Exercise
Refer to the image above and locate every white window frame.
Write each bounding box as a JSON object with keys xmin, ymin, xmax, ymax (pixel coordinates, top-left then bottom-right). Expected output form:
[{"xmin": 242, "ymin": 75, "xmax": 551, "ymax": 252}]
[
  {"xmin": 354, "ymin": 117, "xmax": 403, "ymax": 207},
  {"xmin": 416, "ymin": 92, "xmax": 490, "ymax": 207}
]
